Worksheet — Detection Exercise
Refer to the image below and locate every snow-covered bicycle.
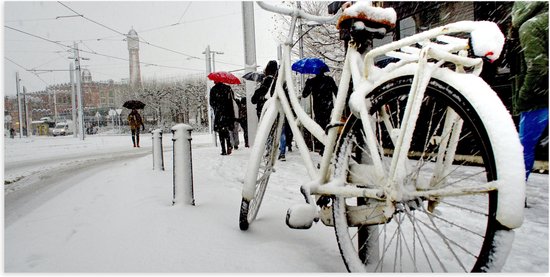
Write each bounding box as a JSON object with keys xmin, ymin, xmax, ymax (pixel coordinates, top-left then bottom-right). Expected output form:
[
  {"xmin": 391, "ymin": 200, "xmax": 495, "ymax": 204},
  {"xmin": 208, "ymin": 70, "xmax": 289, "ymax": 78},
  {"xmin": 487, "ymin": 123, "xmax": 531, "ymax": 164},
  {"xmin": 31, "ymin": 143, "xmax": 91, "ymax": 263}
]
[{"xmin": 239, "ymin": 1, "xmax": 525, "ymax": 272}]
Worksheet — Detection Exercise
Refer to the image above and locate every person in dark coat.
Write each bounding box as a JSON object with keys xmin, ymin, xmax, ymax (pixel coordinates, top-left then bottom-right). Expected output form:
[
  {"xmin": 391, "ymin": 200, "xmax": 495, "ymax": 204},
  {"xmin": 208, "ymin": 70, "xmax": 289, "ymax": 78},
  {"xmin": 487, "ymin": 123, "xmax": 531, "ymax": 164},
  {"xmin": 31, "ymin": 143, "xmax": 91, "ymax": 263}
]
[
  {"xmin": 128, "ymin": 109, "xmax": 145, "ymax": 147},
  {"xmin": 251, "ymin": 60, "xmax": 295, "ymax": 160},
  {"xmin": 302, "ymin": 71, "xmax": 338, "ymax": 154},
  {"xmin": 210, "ymin": 81, "xmax": 236, "ymax": 155},
  {"xmin": 228, "ymin": 90, "xmax": 240, "ymax": 150},
  {"xmin": 511, "ymin": 1, "xmax": 548, "ymax": 181},
  {"xmin": 251, "ymin": 60, "xmax": 278, "ymax": 119},
  {"xmin": 235, "ymin": 96, "xmax": 249, "ymax": 147}
]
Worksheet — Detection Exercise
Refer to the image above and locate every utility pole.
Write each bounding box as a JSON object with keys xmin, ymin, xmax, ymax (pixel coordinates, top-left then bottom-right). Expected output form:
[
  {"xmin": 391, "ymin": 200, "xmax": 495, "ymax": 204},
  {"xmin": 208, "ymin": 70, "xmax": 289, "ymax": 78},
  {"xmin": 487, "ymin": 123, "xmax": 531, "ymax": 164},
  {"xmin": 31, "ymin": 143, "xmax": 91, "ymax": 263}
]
[
  {"xmin": 71, "ymin": 42, "xmax": 87, "ymax": 140},
  {"xmin": 202, "ymin": 45, "xmax": 216, "ymax": 145},
  {"xmin": 209, "ymin": 49, "xmax": 223, "ymax": 146},
  {"xmin": 70, "ymin": 62, "xmax": 77, "ymax": 137},
  {"xmin": 242, "ymin": 1, "xmax": 258, "ymax": 145},
  {"xmin": 15, "ymin": 72, "xmax": 23, "ymax": 138},
  {"xmin": 203, "ymin": 46, "xmax": 225, "ymax": 146},
  {"xmin": 23, "ymin": 86, "xmax": 29, "ymax": 137},
  {"xmin": 210, "ymin": 50, "xmax": 224, "ymax": 72},
  {"xmin": 53, "ymin": 88, "xmax": 58, "ymax": 121}
]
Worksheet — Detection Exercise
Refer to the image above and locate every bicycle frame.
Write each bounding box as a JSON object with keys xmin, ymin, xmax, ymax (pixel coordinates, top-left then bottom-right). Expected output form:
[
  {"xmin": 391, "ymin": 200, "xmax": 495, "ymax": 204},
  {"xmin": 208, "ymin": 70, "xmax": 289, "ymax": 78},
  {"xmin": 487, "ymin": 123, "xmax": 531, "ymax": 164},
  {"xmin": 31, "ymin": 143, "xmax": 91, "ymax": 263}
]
[{"xmin": 256, "ymin": 2, "xmax": 504, "ymax": 210}]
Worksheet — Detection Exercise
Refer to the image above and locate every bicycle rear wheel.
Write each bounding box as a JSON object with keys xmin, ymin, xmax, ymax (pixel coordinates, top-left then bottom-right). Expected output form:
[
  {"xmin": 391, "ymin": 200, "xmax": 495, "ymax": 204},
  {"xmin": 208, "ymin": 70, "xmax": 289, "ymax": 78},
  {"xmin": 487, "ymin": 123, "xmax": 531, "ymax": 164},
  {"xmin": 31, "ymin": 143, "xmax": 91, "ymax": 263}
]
[
  {"xmin": 332, "ymin": 76, "xmax": 518, "ymax": 272},
  {"xmin": 239, "ymin": 106, "xmax": 283, "ymax": 230}
]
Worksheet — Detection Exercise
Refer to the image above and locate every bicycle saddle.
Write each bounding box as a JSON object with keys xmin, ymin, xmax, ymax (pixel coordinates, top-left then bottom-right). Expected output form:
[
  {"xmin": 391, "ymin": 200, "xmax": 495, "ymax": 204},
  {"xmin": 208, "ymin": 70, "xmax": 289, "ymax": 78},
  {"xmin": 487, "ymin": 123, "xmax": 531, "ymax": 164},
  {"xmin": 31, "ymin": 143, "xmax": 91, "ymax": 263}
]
[{"xmin": 336, "ymin": 2, "xmax": 396, "ymax": 35}]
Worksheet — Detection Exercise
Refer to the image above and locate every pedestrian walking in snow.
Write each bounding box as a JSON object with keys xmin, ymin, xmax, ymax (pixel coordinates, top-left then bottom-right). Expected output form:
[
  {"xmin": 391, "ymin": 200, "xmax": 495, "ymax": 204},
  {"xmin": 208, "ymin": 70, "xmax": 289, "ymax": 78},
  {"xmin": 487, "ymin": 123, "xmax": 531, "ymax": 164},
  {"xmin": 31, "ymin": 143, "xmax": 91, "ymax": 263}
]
[
  {"xmin": 510, "ymin": 1, "xmax": 549, "ymax": 181},
  {"xmin": 229, "ymin": 91, "xmax": 241, "ymax": 150},
  {"xmin": 210, "ymin": 81, "xmax": 236, "ymax": 155},
  {"xmin": 128, "ymin": 109, "xmax": 145, "ymax": 147},
  {"xmin": 235, "ymin": 96, "xmax": 249, "ymax": 147},
  {"xmin": 302, "ymin": 71, "xmax": 338, "ymax": 155},
  {"xmin": 251, "ymin": 60, "xmax": 278, "ymax": 119}
]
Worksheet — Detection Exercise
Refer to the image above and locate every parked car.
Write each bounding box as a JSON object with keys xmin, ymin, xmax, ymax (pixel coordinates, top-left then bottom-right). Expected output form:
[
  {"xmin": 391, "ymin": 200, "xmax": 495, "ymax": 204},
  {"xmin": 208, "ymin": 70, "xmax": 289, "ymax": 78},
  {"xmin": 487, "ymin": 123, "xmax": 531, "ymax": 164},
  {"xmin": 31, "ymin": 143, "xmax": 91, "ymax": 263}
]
[{"xmin": 52, "ymin": 121, "xmax": 74, "ymax": 136}]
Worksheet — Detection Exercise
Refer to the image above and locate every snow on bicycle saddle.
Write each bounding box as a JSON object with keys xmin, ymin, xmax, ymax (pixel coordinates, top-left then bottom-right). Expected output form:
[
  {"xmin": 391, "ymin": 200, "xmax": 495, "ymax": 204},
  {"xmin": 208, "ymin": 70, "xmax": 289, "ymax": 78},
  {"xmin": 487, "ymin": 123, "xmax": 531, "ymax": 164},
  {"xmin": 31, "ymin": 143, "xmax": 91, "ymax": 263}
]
[{"xmin": 336, "ymin": 1, "xmax": 396, "ymax": 33}]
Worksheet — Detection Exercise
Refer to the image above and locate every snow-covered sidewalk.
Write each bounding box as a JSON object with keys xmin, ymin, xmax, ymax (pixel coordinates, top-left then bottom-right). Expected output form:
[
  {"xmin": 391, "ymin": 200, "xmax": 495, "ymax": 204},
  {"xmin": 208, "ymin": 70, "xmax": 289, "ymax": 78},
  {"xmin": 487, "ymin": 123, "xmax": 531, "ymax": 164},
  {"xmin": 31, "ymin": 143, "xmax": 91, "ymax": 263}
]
[{"xmin": 3, "ymin": 134, "xmax": 548, "ymax": 272}]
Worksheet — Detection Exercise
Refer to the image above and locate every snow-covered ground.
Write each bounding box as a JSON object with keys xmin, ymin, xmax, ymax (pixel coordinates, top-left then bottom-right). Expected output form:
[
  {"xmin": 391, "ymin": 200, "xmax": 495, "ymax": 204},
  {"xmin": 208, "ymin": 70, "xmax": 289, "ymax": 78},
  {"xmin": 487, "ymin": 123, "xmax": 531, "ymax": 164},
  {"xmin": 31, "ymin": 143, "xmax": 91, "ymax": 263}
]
[{"xmin": 3, "ymin": 133, "xmax": 548, "ymax": 272}]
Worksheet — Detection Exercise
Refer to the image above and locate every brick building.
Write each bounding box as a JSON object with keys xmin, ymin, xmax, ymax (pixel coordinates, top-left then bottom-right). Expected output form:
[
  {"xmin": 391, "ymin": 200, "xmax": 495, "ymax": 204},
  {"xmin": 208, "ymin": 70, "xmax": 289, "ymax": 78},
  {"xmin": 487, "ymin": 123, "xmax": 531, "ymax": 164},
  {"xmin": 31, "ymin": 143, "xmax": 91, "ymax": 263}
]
[{"xmin": 5, "ymin": 69, "xmax": 128, "ymax": 131}]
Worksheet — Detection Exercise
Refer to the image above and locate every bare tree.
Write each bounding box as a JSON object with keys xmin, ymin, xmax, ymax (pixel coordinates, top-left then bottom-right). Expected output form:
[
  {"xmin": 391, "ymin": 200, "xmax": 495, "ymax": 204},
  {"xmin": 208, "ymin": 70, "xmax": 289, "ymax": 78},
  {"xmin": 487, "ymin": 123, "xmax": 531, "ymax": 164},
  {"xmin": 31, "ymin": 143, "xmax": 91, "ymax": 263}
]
[
  {"xmin": 272, "ymin": 1, "xmax": 345, "ymax": 77},
  {"xmin": 129, "ymin": 75, "xmax": 210, "ymax": 130}
]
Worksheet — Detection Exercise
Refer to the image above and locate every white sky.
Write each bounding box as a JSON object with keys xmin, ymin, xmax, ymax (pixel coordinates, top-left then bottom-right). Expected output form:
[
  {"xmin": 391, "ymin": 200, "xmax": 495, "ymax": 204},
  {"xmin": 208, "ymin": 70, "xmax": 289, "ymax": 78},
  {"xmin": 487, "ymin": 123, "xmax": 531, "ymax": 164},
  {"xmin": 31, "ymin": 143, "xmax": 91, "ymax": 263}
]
[{"xmin": 3, "ymin": 1, "xmax": 281, "ymax": 95}]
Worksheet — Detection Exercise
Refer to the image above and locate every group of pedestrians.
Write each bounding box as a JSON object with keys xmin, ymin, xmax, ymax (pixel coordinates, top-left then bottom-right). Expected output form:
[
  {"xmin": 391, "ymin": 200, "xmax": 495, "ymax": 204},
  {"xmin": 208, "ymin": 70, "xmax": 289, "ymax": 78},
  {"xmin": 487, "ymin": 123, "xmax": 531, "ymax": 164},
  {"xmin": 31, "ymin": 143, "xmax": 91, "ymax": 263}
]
[
  {"xmin": 209, "ymin": 81, "xmax": 249, "ymax": 155},
  {"xmin": 210, "ymin": 59, "xmax": 337, "ymax": 161}
]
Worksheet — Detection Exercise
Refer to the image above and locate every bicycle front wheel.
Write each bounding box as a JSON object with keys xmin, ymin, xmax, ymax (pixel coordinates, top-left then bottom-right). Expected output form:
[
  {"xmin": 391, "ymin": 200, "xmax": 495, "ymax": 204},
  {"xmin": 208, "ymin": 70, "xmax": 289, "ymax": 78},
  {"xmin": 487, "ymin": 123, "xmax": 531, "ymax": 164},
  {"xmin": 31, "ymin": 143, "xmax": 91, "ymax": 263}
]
[
  {"xmin": 239, "ymin": 106, "xmax": 283, "ymax": 231},
  {"xmin": 332, "ymin": 75, "xmax": 520, "ymax": 272}
]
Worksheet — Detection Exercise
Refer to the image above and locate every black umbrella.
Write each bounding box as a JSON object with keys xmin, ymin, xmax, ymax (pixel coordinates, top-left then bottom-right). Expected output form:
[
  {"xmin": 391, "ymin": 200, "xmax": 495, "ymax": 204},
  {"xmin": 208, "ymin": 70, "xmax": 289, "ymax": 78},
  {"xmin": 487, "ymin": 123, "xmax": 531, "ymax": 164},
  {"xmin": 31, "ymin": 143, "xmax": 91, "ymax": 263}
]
[
  {"xmin": 123, "ymin": 100, "xmax": 146, "ymax": 109},
  {"xmin": 242, "ymin": 71, "xmax": 265, "ymax": 82}
]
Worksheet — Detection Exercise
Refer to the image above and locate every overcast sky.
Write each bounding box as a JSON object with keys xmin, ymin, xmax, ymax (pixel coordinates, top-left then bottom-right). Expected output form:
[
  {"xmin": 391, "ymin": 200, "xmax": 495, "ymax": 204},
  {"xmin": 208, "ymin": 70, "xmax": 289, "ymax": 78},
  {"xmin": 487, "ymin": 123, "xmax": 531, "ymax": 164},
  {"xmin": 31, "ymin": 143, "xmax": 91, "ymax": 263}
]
[{"xmin": 3, "ymin": 1, "xmax": 281, "ymax": 96}]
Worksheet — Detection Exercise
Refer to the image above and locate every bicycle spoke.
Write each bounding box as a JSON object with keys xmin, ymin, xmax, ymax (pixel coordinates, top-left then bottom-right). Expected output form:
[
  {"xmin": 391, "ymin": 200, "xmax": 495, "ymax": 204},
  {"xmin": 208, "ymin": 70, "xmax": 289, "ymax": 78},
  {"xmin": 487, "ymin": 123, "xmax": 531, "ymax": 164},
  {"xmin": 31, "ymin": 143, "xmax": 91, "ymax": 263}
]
[
  {"xmin": 432, "ymin": 169, "xmax": 486, "ymax": 191},
  {"xmin": 410, "ymin": 212, "xmax": 448, "ymax": 271},
  {"xmin": 375, "ymin": 223, "xmax": 400, "ymax": 272},
  {"xmin": 414, "ymin": 209, "xmax": 481, "ymax": 259},
  {"xmin": 403, "ymin": 207, "xmax": 438, "ymax": 272},
  {"xmin": 424, "ymin": 209, "xmax": 470, "ymax": 271},
  {"xmin": 438, "ymin": 198, "xmax": 488, "ymax": 216},
  {"xmin": 417, "ymin": 205, "xmax": 485, "ymax": 239}
]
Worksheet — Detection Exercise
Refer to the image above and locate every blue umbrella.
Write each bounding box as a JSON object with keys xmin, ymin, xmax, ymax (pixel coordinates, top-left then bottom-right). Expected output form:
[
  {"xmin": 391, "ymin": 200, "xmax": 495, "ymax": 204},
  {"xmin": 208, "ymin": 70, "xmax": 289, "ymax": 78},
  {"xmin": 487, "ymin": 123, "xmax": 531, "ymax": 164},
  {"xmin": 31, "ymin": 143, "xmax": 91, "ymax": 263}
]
[{"xmin": 291, "ymin": 58, "xmax": 330, "ymax": 75}]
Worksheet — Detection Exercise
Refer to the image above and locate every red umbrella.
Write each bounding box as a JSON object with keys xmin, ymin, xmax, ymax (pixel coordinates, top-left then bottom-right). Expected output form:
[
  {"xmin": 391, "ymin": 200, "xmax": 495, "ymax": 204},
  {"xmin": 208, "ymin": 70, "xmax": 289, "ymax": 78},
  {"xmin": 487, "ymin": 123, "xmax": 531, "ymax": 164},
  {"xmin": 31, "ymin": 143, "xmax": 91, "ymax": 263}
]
[{"xmin": 207, "ymin": 71, "xmax": 241, "ymax": 85}]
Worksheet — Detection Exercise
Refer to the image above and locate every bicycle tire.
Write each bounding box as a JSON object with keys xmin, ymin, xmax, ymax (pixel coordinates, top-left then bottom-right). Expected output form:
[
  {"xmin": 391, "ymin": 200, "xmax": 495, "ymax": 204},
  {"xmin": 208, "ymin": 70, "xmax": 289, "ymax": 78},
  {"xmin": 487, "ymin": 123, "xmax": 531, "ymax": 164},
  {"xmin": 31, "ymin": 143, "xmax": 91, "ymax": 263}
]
[
  {"xmin": 332, "ymin": 75, "xmax": 520, "ymax": 272},
  {"xmin": 239, "ymin": 106, "xmax": 283, "ymax": 231}
]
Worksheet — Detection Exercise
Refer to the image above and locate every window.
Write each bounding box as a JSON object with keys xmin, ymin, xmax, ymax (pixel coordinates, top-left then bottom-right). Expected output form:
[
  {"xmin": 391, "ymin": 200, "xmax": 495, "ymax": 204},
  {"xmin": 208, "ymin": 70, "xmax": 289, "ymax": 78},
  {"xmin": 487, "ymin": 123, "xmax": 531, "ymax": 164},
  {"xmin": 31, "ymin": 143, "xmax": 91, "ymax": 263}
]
[{"xmin": 399, "ymin": 16, "xmax": 416, "ymax": 39}]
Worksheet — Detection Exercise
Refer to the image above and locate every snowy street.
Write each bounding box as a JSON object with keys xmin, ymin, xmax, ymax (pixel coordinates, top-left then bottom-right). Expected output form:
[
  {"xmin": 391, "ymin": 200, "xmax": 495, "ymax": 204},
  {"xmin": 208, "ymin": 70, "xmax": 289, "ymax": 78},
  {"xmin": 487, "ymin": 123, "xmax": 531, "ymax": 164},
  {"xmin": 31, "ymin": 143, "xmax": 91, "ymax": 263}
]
[{"xmin": 3, "ymin": 133, "xmax": 548, "ymax": 272}]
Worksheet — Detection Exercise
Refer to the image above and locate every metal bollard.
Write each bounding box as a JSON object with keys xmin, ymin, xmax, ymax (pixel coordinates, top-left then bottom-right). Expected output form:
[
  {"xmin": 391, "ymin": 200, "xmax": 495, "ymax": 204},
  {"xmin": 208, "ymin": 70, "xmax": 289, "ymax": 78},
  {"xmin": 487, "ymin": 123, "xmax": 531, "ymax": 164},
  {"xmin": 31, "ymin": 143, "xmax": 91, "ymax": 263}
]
[
  {"xmin": 171, "ymin": 124, "xmax": 195, "ymax": 206},
  {"xmin": 151, "ymin": 129, "xmax": 164, "ymax": 171}
]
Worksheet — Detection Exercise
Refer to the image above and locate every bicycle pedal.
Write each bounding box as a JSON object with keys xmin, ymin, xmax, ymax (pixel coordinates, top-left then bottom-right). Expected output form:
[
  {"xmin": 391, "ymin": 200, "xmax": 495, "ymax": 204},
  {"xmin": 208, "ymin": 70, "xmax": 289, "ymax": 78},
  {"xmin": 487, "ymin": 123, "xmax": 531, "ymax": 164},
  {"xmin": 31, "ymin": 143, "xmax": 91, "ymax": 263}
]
[{"xmin": 286, "ymin": 204, "xmax": 316, "ymax": 229}]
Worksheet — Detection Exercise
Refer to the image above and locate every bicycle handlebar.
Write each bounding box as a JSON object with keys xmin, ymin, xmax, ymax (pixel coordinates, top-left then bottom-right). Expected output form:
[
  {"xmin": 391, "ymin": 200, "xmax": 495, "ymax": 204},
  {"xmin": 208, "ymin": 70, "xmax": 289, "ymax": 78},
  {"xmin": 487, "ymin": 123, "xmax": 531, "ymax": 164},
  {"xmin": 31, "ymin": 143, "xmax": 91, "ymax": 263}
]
[{"xmin": 257, "ymin": 1, "xmax": 340, "ymax": 25}]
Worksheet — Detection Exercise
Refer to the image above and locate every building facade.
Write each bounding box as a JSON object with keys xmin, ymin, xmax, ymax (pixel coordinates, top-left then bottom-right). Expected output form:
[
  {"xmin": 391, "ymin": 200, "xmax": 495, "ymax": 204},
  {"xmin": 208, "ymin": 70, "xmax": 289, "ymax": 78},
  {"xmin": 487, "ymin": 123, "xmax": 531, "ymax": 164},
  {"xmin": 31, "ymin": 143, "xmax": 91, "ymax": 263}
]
[{"xmin": 5, "ymin": 70, "xmax": 128, "ymax": 132}]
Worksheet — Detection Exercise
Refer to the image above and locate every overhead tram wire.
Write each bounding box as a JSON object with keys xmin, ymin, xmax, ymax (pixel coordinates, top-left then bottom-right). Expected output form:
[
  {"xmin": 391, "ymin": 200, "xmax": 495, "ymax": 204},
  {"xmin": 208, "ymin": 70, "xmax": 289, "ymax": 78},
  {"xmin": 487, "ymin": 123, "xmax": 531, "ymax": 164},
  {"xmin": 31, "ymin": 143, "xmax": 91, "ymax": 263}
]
[
  {"xmin": 57, "ymin": 1, "xmax": 198, "ymax": 61},
  {"xmin": 56, "ymin": 1, "xmax": 242, "ymax": 67},
  {"xmin": 177, "ymin": 2, "xmax": 192, "ymax": 23},
  {"xmin": 5, "ymin": 25, "xmax": 204, "ymax": 73},
  {"xmin": 5, "ymin": 17, "xmax": 60, "ymax": 23},
  {"xmin": 30, "ymin": 55, "xmax": 69, "ymax": 71},
  {"xmin": 119, "ymin": 11, "xmax": 238, "ymax": 37},
  {"xmin": 137, "ymin": 8, "xmax": 238, "ymax": 34},
  {"xmin": 5, "ymin": 56, "xmax": 51, "ymax": 88}
]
